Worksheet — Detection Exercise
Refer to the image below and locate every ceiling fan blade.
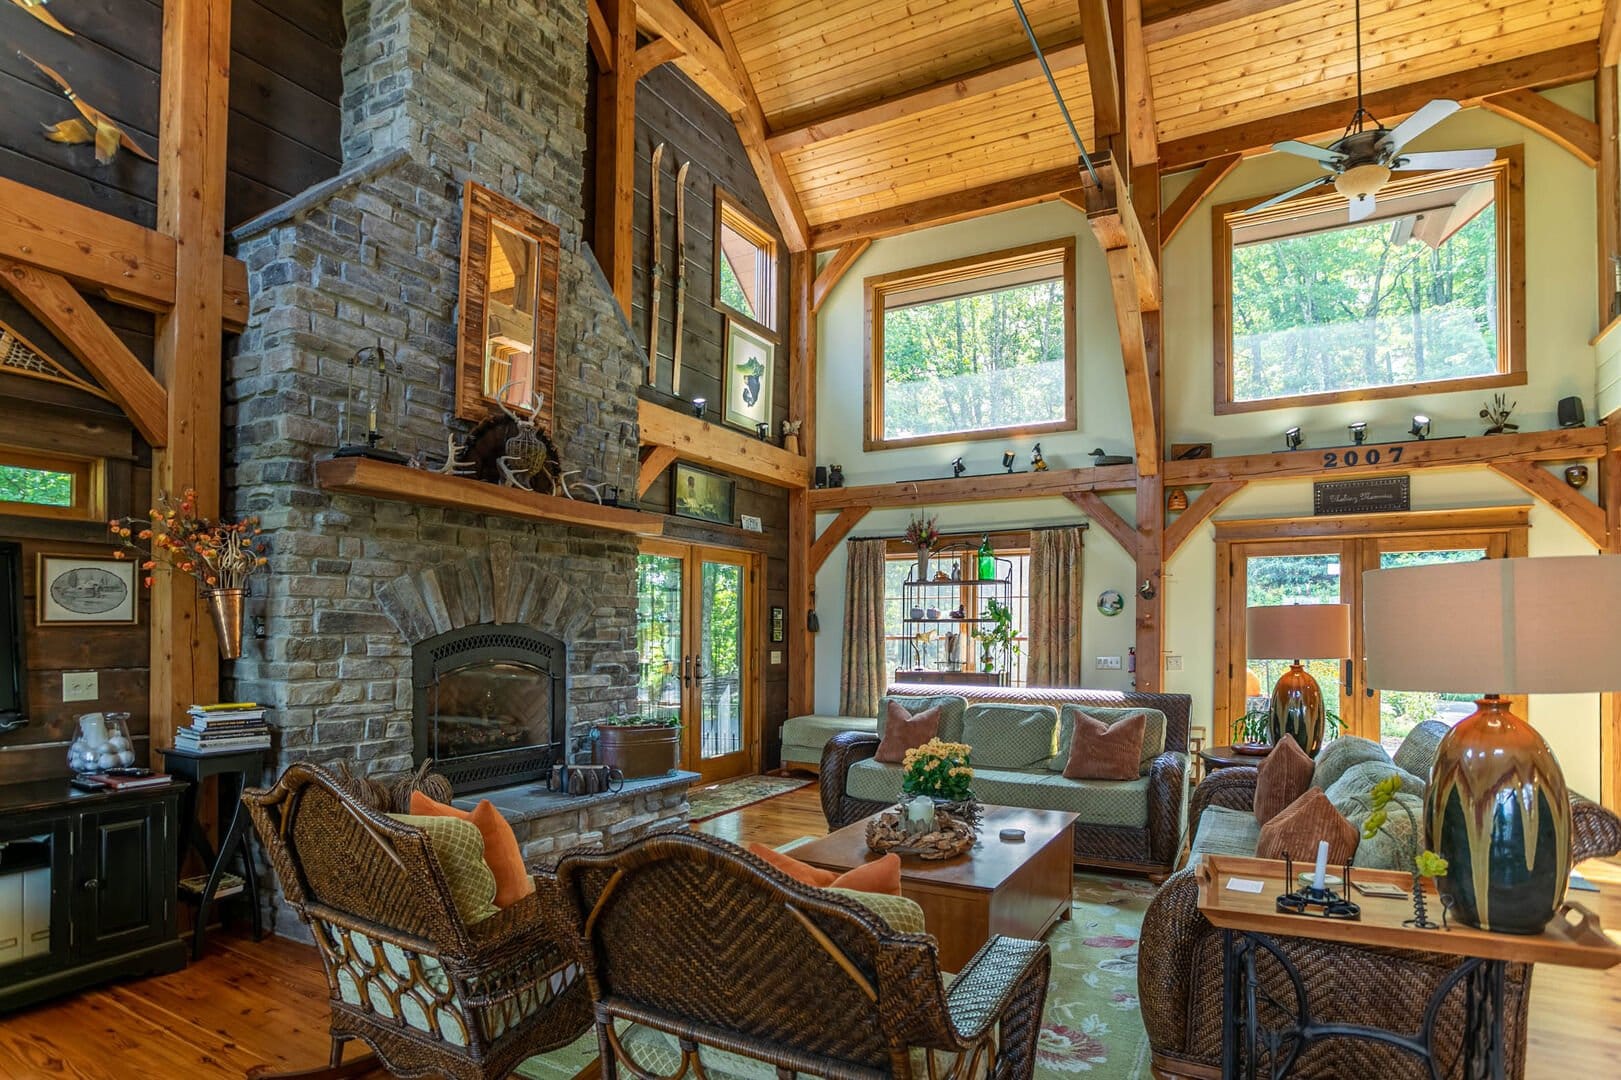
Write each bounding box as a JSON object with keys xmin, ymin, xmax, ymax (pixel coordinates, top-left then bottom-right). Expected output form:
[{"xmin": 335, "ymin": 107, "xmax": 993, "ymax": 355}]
[
  {"xmin": 1273, "ymin": 139, "xmax": 1344, "ymax": 164},
  {"xmin": 1348, "ymin": 193, "xmax": 1378, "ymax": 223},
  {"xmin": 1391, "ymin": 149, "xmax": 1497, "ymax": 172},
  {"xmin": 1243, "ymin": 176, "xmax": 1333, "ymax": 214},
  {"xmin": 1385, "ymin": 99, "xmax": 1461, "ymax": 153}
]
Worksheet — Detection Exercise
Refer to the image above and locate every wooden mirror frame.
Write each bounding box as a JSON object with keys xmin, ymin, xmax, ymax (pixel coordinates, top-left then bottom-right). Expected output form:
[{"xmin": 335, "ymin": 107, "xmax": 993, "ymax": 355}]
[{"xmin": 455, "ymin": 182, "xmax": 562, "ymax": 427}]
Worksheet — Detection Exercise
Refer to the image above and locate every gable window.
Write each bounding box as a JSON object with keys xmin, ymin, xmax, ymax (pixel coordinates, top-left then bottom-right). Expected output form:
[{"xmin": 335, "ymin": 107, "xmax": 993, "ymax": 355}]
[
  {"xmin": 865, "ymin": 239, "xmax": 1076, "ymax": 450},
  {"xmin": 0, "ymin": 447, "xmax": 101, "ymax": 521},
  {"xmin": 714, "ymin": 190, "xmax": 777, "ymax": 331},
  {"xmin": 1214, "ymin": 149, "xmax": 1523, "ymax": 412}
]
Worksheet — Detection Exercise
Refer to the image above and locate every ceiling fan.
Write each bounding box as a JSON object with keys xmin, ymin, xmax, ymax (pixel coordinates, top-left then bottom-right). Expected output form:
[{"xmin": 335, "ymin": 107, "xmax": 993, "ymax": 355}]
[{"xmin": 1245, "ymin": 0, "xmax": 1496, "ymax": 222}]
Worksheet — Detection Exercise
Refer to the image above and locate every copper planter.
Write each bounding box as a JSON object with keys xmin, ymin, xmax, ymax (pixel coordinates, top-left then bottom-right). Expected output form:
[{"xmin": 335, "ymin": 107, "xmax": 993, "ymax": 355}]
[{"xmin": 205, "ymin": 588, "xmax": 246, "ymax": 660}]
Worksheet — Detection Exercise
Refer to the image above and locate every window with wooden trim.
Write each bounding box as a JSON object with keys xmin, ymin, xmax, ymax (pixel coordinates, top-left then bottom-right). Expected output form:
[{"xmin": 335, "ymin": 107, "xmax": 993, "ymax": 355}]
[
  {"xmin": 714, "ymin": 190, "xmax": 777, "ymax": 332},
  {"xmin": 1214, "ymin": 150, "xmax": 1524, "ymax": 413},
  {"xmin": 865, "ymin": 239, "xmax": 1077, "ymax": 450},
  {"xmin": 0, "ymin": 447, "xmax": 102, "ymax": 521},
  {"xmin": 882, "ymin": 535, "xmax": 1032, "ymax": 687}
]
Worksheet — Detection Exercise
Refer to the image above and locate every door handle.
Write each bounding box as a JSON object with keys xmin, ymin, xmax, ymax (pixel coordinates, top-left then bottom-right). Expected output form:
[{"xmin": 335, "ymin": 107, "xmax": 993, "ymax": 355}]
[
  {"xmin": 682, "ymin": 655, "xmax": 692, "ymax": 686},
  {"xmin": 693, "ymin": 656, "xmax": 705, "ymax": 682},
  {"xmin": 81, "ymin": 878, "xmax": 101, "ymax": 891}
]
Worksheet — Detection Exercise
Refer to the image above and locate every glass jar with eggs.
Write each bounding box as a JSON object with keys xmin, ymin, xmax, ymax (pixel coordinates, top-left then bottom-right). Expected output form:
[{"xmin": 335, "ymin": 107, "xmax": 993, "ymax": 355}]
[{"xmin": 67, "ymin": 712, "xmax": 136, "ymax": 774}]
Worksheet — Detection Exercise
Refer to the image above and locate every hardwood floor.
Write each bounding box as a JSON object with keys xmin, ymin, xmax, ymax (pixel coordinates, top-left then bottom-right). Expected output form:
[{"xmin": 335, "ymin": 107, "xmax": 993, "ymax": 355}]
[{"xmin": 1, "ymin": 784, "xmax": 1615, "ymax": 1078}]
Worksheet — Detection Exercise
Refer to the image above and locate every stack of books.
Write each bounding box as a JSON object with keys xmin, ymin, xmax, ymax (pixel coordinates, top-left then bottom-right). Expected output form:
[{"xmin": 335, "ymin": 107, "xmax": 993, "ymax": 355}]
[
  {"xmin": 75, "ymin": 771, "xmax": 172, "ymax": 791},
  {"xmin": 174, "ymin": 703, "xmax": 271, "ymax": 754}
]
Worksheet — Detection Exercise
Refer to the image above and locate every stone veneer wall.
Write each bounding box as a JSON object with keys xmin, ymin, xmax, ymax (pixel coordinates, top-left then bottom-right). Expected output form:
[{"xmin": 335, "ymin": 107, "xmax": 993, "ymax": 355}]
[{"xmin": 225, "ymin": 0, "xmax": 648, "ymax": 775}]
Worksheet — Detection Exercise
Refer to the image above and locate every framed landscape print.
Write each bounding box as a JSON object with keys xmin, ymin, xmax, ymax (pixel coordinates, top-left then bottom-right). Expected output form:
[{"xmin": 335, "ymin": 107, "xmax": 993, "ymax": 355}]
[
  {"xmin": 722, "ymin": 317, "xmax": 775, "ymax": 432},
  {"xmin": 671, "ymin": 463, "xmax": 735, "ymax": 525},
  {"xmin": 37, "ymin": 554, "xmax": 138, "ymax": 626}
]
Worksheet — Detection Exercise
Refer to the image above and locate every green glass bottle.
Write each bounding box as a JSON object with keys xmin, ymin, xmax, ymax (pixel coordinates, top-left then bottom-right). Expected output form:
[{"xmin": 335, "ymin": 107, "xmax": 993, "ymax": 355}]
[{"xmin": 977, "ymin": 534, "xmax": 995, "ymax": 581}]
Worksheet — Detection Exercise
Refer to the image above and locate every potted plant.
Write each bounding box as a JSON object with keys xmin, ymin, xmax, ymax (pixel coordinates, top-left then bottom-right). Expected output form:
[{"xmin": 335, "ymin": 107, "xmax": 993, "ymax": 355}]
[
  {"xmin": 1361, "ymin": 774, "xmax": 1449, "ymax": 928},
  {"xmin": 903, "ymin": 513, "xmax": 941, "ymax": 582},
  {"xmin": 973, "ymin": 597, "xmax": 1020, "ymax": 673},
  {"xmin": 591, "ymin": 715, "xmax": 681, "ymax": 778},
  {"xmin": 900, "ymin": 737, "xmax": 981, "ymax": 833}
]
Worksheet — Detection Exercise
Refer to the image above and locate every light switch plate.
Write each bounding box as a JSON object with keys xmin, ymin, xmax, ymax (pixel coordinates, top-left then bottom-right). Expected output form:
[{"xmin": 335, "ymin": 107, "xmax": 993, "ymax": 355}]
[
  {"xmin": 770, "ymin": 650, "xmax": 782, "ymax": 665},
  {"xmin": 63, "ymin": 671, "xmax": 99, "ymax": 702},
  {"xmin": 1165, "ymin": 655, "xmax": 1183, "ymax": 671},
  {"xmin": 740, "ymin": 514, "xmax": 763, "ymax": 533},
  {"xmin": 1096, "ymin": 655, "xmax": 1122, "ymax": 670}
]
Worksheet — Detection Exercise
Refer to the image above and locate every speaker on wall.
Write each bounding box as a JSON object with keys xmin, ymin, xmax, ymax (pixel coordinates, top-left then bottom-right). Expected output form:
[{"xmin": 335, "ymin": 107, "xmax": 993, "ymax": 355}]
[
  {"xmin": 814, "ymin": 466, "xmax": 828, "ymax": 488},
  {"xmin": 1558, "ymin": 397, "xmax": 1585, "ymax": 428}
]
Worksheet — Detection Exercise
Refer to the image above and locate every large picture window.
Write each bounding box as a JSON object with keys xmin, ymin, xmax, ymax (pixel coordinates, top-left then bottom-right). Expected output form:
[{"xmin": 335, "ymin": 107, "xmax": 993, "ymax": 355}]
[
  {"xmin": 882, "ymin": 539, "xmax": 1032, "ymax": 687},
  {"xmin": 864, "ymin": 239, "xmax": 1076, "ymax": 450},
  {"xmin": 1214, "ymin": 150, "xmax": 1523, "ymax": 413}
]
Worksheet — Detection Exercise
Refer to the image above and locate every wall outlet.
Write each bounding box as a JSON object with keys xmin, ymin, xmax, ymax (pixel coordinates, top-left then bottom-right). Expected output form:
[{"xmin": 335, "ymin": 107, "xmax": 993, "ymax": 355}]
[
  {"xmin": 740, "ymin": 514, "xmax": 763, "ymax": 533},
  {"xmin": 1095, "ymin": 655, "xmax": 1122, "ymax": 670},
  {"xmin": 1165, "ymin": 655, "xmax": 1183, "ymax": 672},
  {"xmin": 62, "ymin": 671, "xmax": 99, "ymax": 702}
]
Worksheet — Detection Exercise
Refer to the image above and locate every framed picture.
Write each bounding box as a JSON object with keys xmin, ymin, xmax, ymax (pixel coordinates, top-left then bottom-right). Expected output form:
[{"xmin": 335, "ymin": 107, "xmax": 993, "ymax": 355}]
[
  {"xmin": 770, "ymin": 605, "xmax": 785, "ymax": 643},
  {"xmin": 671, "ymin": 463, "xmax": 736, "ymax": 525},
  {"xmin": 37, "ymin": 554, "xmax": 138, "ymax": 626},
  {"xmin": 722, "ymin": 317, "xmax": 775, "ymax": 432}
]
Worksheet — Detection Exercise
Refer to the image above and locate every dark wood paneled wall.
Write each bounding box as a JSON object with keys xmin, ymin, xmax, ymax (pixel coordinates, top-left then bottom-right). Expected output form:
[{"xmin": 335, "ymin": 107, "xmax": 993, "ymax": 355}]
[{"xmin": 0, "ymin": 0, "xmax": 342, "ymax": 228}]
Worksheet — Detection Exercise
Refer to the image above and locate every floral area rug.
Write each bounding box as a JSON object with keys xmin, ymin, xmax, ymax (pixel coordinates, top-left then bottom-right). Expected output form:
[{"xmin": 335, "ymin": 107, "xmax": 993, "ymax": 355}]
[
  {"xmin": 686, "ymin": 775, "xmax": 812, "ymax": 822},
  {"xmin": 517, "ymin": 870, "xmax": 1155, "ymax": 1080}
]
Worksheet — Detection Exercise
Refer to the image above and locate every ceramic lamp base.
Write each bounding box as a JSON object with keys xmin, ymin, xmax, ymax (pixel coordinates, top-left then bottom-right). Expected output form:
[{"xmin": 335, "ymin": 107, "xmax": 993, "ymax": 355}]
[{"xmin": 1270, "ymin": 662, "xmax": 1325, "ymax": 755}]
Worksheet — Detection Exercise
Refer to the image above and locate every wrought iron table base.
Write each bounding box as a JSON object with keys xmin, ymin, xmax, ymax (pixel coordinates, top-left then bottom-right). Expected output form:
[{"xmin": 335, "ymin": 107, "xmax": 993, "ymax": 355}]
[{"xmin": 1221, "ymin": 929, "xmax": 1506, "ymax": 1080}]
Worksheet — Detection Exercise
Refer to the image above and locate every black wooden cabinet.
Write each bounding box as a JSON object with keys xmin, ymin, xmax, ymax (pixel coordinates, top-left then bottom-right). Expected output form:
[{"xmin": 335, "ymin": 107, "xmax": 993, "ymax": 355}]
[{"xmin": 0, "ymin": 780, "xmax": 185, "ymax": 1011}]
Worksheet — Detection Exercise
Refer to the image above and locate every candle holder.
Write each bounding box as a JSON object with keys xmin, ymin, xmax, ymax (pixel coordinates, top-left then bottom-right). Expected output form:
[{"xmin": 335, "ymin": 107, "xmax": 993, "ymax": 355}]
[
  {"xmin": 335, "ymin": 343, "xmax": 410, "ymax": 464},
  {"xmin": 1275, "ymin": 852, "xmax": 1361, "ymax": 920}
]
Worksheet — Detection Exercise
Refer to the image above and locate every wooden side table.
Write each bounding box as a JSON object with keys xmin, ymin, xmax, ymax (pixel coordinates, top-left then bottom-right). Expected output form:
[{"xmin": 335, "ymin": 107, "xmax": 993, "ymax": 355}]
[
  {"xmin": 1198, "ymin": 744, "xmax": 1271, "ymax": 773},
  {"xmin": 1195, "ymin": 853, "xmax": 1621, "ymax": 1079},
  {"xmin": 158, "ymin": 746, "xmax": 268, "ymax": 959}
]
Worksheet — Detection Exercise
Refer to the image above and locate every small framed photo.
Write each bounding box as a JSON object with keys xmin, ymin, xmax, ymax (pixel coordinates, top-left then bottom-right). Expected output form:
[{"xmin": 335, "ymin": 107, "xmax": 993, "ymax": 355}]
[
  {"xmin": 37, "ymin": 554, "xmax": 138, "ymax": 626},
  {"xmin": 770, "ymin": 605, "xmax": 785, "ymax": 643},
  {"xmin": 672, "ymin": 463, "xmax": 736, "ymax": 525},
  {"xmin": 722, "ymin": 317, "xmax": 775, "ymax": 433}
]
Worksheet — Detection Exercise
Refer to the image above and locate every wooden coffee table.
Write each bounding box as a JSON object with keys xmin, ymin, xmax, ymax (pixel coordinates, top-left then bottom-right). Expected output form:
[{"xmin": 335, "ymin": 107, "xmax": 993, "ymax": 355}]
[{"xmin": 791, "ymin": 805, "xmax": 1077, "ymax": 971}]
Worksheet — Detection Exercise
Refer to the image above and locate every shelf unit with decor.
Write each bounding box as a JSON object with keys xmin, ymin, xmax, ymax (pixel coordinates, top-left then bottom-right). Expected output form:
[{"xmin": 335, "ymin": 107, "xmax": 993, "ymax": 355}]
[{"xmin": 895, "ymin": 546, "xmax": 1015, "ymax": 687}]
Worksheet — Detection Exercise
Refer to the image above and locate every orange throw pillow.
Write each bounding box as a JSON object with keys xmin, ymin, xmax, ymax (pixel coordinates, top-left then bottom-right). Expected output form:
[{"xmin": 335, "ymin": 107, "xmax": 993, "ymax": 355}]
[
  {"xmin": 1062, "ymin": 711, "xmax": 1145, "ymax": 781},
  {"xmin": 1255, "ymin": 788, "xmax": 1359, "ymax": 866},
  {"xmin": 874, "ymin": 701, "xmax": 942, "ymax": 764},
  {"xmin": 410, "ymin": 791, "xmax": 534, "ymax": 908},
  {"xmin": 1254, "ymin": 737, "xmax": 1315, "ymax": 826},
  {"xmin": 747, "ymin": 843, "xmax": 903, "ymax": 896}
]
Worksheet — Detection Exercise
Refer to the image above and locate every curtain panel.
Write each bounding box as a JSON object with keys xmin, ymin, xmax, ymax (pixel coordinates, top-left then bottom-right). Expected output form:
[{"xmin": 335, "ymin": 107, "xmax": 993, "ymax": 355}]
[
  {"xmin": 840, "ymin": 538, "xmax": 888, "ymax": 717},
  {"xmin": 1028, "ymin": 526, "xmax": 1086, "ymax": 686}
]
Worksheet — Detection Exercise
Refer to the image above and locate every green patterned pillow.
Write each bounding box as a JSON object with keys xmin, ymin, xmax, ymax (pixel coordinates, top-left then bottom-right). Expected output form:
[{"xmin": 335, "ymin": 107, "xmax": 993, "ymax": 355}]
[
  {"xmin": 388, "ymin": 813, "xmax": 500, "ymax": 925},
  {"xmin": 1312, "ymin": 736, "xmax": 1390, "ymax": 791},
  {"xmin": 1051, "ymin": 706, "xmax": 1167, "ymax": 774},
  {"xmin": 825, "ymin": 887, "xmax": 926, "ymax": 934},
  {"xmin": 1393, "ymin": 720, "xmax": 1450, "ymax": 779},
  {"xmin": 881, "ymin": 694, "xmax": 968, "ymax": 743},
  {"xmin": 960, "ymin": 704, "xmax": 1059, "ymax": 768}
]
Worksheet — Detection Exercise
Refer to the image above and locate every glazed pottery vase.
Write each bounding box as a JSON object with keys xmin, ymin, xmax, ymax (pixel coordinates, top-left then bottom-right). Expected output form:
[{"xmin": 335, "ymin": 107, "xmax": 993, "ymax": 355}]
[
  {"xmin": 1424, "ymin": 696, "xmax": 1571, "ymax": 934},
  {"xmin": 1268, "ymin": 662, "xmax": 1325, "ymax": 755}
]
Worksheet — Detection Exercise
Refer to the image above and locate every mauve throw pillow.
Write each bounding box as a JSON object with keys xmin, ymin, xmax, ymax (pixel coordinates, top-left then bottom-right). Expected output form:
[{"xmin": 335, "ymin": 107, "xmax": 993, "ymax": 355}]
[
  {"xmin": 1255, "ymin": 787, "xmax": 1359, "ymax": 866},
  {"xmin": 874, "ymin": 701, "xmax": 941, "ymax": 764},
  {"xmin": 1062, "ymin": 711, "xmax": 1145, "ymax": 781},
  {"xmin": 1254, "ymin": 736, "xmax": 1314, "ymax": 826}
]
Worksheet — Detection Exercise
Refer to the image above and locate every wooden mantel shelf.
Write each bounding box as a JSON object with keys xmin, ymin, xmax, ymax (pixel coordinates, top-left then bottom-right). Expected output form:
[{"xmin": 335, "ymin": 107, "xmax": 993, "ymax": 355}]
[{"xmin": 316, "ymin": 457, "xmax": 668, "ymax": 537}]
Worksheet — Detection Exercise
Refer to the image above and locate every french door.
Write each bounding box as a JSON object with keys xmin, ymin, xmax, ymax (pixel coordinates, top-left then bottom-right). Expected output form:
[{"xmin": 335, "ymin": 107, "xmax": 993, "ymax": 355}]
[{"xmin": 636, "ymin": 541, "xmax": 758, "ymax": 781}]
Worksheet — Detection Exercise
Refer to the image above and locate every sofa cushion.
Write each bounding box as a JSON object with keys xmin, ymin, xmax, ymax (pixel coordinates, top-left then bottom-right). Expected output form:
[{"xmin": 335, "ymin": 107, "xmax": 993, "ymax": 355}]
[
  {"xmin": 1255, "ymin": 788, "xmax": 1359, "ymax": 865},
  {"xmin": 1051, "ymin": 706, "xmax": 1166, "ymax": 774},
  {"xmin": 1190, "ymin": 805, "xmax": 1264, "ymax": 858},
  {"xmin": 1254, "ymin": 737, "xmax": 1314, "ymax": 826},
  {"xmin": 1323, "ymin": 759, "xmax": 1425, "ymax": 807},
  {"xmin": 875, "ymin": 701, "xmax": 942, "ymax": 764},
  {"xmin": 1332, "ymin": 789, "xmax": 1427, "ymax": 871},
  {"xmin": 882, "ymin": 694, "xmax": 968, "ymax": 743},
  {"xmin": 1392, "ymin": 719, "xmax": 1451, "ymax": 778},
  {"xmin": 782, "ymin": 715, "xmax": 877, "ymax": 760},
  {"xmin": 845, "ymin": 758, "xmax": 1148, "ymax": 828},
  {"xmin": 1312, "ymin": 735, "xmax": 1391, "ymax": 791},
  {"xmin": 960, "ymin": 703, "xmax": 1059, "ymax": 768},
  {"xmin": 1062, "ymin": 710, "xmax": 1145, "ymax": 781}
]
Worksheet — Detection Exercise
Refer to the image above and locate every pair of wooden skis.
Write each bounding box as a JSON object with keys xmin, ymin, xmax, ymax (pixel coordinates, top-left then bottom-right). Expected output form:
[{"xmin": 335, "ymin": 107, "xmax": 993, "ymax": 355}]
[{"xmin": 647, "ymin": 143, "xmax": 693, "ymax": 393}]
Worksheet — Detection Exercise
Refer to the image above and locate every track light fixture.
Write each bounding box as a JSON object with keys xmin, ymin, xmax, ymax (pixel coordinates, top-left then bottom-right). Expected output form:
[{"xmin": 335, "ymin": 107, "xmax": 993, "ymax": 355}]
[
  {"xmin": 1349, "ymin": 421, "xmax": 1368, "ymax": 445},
  {"xmin": 1284, "ymin": 426, "xmax": 1303, "ymax": 451},
  {"xmin": 690, "ymin": 397, "xmax": 707, "ymax": 418},
  {"xmin": 1410, "ymin": 414, "xmax": 1431, "ymax": 440}
]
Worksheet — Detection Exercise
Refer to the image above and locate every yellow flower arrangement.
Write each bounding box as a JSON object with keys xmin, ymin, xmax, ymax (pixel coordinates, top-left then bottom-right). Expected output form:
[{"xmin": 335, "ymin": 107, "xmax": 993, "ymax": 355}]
[{"xmin": 901, "ymin": 738, "xmax": 974, "ymax": 802}]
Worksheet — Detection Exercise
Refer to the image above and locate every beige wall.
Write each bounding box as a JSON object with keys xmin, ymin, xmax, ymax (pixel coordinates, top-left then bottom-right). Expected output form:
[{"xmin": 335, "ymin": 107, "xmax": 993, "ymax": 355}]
[{"xmin": 811, "ymin": 87, "xmax": 1608, "ymax": 793}]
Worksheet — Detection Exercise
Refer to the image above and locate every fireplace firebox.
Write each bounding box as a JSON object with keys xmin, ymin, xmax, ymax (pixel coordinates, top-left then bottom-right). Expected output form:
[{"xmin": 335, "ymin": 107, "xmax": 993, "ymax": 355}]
[{"xmin": 412, "ymin": 624, "xmax": 566, "ymax": 793}]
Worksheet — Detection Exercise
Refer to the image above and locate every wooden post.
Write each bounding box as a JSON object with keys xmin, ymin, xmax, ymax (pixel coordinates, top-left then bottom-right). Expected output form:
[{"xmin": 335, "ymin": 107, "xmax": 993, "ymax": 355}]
[
  {"xmin": 1134, "ymin": 156, "xmax": 1165, "ymax": 691},
  {"xmin": 150, "ymin": 0, "xmax": 231, "ymax": 759},
  {"xmin": 594, "ymin": 0, "xmax": 636, "ymax": 314},
  {"xmin": 1599, "ymin": 66, "xmax": 1620, "ymax": 327},
  {"xmin": 787, "ymin": 250, "xmax": 816, "ymax": 718},
  {"xmin": 1603, "ymin": 415, "xmax": 1621, "ymax": 809}
]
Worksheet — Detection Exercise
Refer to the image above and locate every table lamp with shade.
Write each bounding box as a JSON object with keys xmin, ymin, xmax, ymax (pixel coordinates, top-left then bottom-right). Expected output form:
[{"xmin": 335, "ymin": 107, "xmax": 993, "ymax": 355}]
[
  {"xmin": 1363, "ymin": 555, "xmax": 1621, "ymax": 935},
  {"xmin": 1246, "ymin": 603, "xmax": 1351, "ymax": 755}
]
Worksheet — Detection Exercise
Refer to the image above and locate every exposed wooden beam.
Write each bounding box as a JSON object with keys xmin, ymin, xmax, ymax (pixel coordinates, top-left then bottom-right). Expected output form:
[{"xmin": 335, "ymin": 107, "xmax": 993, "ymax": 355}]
[
  {"xmin": 594, "ymin": 0, "xmax": 636, "ymax": 314},
  {"xmin": 1069, "ymin": 168, "xmax": 1160, "ymax": 310},
  {"xmin": 1160, "ymin": 153, "xmax": 1240, "ymax": 247},
  {"xmin": 810, "ymin": 508, "xmax": 870, "ymax": 574},
  {"xmin": 1163, "ymin": 480, "xmax": 1246, "ymax": 557},
  {"xmin": 1480, "ymin": 88, "xmax": 1600, "ymax": 167},
  {"xmin": 151, "ymin": 0, "xmax": 231, "ymax": 764},
  {"xmin": 787, "ymin": 251, "xmax": 817, "ymax": 718},
  {"xmin": 1140, "ymin": 0, "xmax": 1298, "ymax": 44},
  {"xmin": 637, "ymin": 445, "xmax": 677, "ymax": 496},
  {"xmin": 632, "ymin": 38, "xmax": 683, "ymax": 79},
  {"xmin": 0, "ymin": 176, "xmax": 248, "ymax": 332},
  {"xmin": 808, "ymin": 463, "xmax": 1138, "ymax": 512},
  {"xmin": 1122, "ymin": 0, "xmax": 1157, "ymax": 168},
  {"xmin": 811, "ymin": 240, "xmax": 871, "ymax": 313},
  {"xmin": 638, "ymin": 399, "xmax": 808, "ymax": 489},
  {"xmin": 1599, "ymin": 66, "xmax": 1620, "ymax": 325},
  {"xmin": 1134, "ymin": 474, "xmax": 1164, "ymax": 690},
  {"xmin": 811, "ymin": 165, "xmax": 1079, "ymax": 250},
  {"xmin": 1604, "ymin": 0, "xmax": 1621, "ymax": 68},
  {"xmin": 0, "ymin": 260, "xmax": 168, "ymax": 447},
  {"xmin": 636, "ymin": 0, "xmax": 747, "ymax": 114},
  {"xmin": 1488, "ymin": 461, "xmax": 1608, "ymax": 547},
  {"xmin": 587, "ymin": 0, "xmax": 613, "ymax": 71},
  {"xmin": 1065, "ymin": 491, "xmax": 1139, "ymax": 556},
  {"xmin": 1159, "ymin": 44, "xmax": 1599, "ymax": 170},
  {"xmin": 1078, "ymin": 1, "xmax": 1122, "ymax": 152}
]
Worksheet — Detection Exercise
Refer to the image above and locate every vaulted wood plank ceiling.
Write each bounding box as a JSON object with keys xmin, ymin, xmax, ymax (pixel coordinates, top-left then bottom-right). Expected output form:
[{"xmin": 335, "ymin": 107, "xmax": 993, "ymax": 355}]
[{"xmin": 706, "ymin": 0, "xmax": 1603, "ymax": 241}]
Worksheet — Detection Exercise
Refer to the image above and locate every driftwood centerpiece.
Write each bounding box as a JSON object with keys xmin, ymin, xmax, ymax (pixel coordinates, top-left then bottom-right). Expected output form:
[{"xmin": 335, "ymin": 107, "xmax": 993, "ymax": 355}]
[{"xmin": 866, "ymin": 806, "xmax": 977, "ymax": 860}]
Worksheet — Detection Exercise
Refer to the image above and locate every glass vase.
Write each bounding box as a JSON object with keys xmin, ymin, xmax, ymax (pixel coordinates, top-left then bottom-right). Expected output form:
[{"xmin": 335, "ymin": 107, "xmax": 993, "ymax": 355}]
[{"xmin": 67, "ymin": 712, "xmax": 135, "ymax": 774}]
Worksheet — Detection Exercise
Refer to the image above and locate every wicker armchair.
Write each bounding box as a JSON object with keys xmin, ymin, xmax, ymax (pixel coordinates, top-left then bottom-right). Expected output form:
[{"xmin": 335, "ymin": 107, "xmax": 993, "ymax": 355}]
[
  {"xmin": 544, "ymin": 829, "xmax": 1052, "ymax": 1080},
  {"xmin": 242, "ymin": 763, "xmax": 592, "ymax": 1080},
  {"xmin": 1139, "ymin": 769, "xmax": 1621, "ymax": 1079}
]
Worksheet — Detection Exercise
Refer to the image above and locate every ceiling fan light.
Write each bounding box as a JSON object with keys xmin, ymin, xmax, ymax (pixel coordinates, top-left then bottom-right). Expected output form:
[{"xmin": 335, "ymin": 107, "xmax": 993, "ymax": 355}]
[{"xmin": 1335, "ymin": 163, "xmax": 1390, "ymax": 201}]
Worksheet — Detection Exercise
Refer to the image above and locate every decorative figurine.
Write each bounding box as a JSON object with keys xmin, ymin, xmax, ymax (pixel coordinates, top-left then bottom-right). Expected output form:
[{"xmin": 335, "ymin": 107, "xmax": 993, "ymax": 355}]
[
  {"xmin": 1566, "ymin": 465, "xmax": 1589, "ymax": 489},
  {"xmin": 1090, "ymin": 447, "xmax": 1133, "ymax": 466},
  {"xmin": 1030, "ymin": 443, "xmax": 1048, "ymax": 471},
  {"xmin": 781, "ymin": 418, "xmax": 802, "ymax": 455},
  {"xmin": 828, "ymin": 464, "xmax": 844, "ymax": 488},
  {"xmin": 1167, "ymin": 488, "xmax": 1189, "ymax": 512},
  {"xmin": 1481, "ymin": 393, "xmax": 1519, "ymax": 435}
]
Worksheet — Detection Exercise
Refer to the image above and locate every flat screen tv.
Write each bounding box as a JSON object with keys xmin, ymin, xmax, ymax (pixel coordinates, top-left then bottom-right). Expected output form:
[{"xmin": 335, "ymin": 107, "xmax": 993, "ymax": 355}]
[{"xmin": 0, "ymin": 541, "xmax": 26, "ymax": 732}]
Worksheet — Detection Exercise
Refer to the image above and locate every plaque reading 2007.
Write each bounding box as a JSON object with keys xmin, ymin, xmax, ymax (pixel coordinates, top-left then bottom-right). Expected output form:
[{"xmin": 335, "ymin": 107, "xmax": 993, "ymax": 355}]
[{"xmin": 1313, "ymin": 475, "xmax": 1411, "ymax": 516}]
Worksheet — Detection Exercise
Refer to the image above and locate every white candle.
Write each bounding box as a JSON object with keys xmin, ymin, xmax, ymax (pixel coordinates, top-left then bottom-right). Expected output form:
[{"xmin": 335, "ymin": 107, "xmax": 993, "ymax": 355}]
[
  {"xmin": 1312, "ymin": 839, "xmax": 1330, "ymax": 892},
  {"xmin": 79, "ymin": 713, "xmax": 108, "ymax": 747}
]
